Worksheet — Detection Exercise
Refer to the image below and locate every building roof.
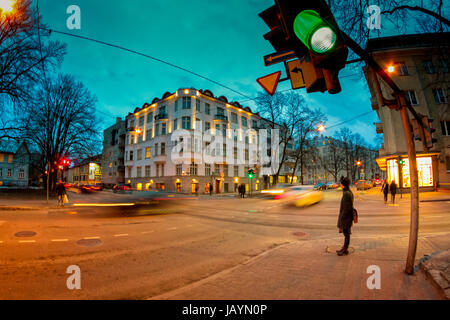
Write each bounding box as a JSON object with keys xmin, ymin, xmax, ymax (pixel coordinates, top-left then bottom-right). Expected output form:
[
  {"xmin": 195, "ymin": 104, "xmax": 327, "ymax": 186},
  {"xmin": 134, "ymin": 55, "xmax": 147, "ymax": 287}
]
[
  {"xmin": 127, "ymin": 88, "xmax": 260, "ymax": 118},
  {"xmin": 0, "ymin": 140, "xmax": 29, "ymax": 154},
  {"xmin": 366, "ymin": 32, "xmax": 450, "ymax": 52}
]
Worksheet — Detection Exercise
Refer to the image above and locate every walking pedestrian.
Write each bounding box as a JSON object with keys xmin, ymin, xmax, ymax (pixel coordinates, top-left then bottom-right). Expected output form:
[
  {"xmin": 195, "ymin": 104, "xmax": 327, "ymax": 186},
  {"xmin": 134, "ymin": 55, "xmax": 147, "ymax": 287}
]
[
  {"xmin": 390, "ymin": 180, "xmax": 397, "ymax": 204},
  {"xmin": 336, "ymin": 177, "xmax": 354, "ymax": 256},
  {"xmin": 381, "ymin": 179, "xmax": 389, "ymax": 204},
  {"xmin": 242, "ymin": 184, "xmax": 246, "ymax": 198},
  {"xmin": 56, "ymin": 180, "xmax": 66, "ymax": 207},
  {"xmin": 209, "ymin": 183, "xmax": 213, "ymax": 196}
]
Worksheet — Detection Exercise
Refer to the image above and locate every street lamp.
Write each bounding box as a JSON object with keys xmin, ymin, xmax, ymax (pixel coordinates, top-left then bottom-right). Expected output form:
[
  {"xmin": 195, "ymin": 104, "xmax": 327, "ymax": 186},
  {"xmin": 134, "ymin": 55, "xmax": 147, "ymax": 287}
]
[
  {"xmin": 0, "ymin": 0, "xmax": 14, "ymax": 14},
  {"xmin": 317, "ymin": 124, "xmax": 325, "ymax": 132},
  {"xmin": 387, "ymin": 65, "xmax": 395, "ymax": 73}
]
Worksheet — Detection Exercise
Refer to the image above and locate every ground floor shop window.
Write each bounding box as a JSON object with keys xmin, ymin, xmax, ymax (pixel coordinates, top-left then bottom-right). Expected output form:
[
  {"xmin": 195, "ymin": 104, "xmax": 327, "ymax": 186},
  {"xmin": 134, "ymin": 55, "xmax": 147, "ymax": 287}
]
[{"xmin": 387, "ymin": 157, "xmax": 433, "ymax": 188}]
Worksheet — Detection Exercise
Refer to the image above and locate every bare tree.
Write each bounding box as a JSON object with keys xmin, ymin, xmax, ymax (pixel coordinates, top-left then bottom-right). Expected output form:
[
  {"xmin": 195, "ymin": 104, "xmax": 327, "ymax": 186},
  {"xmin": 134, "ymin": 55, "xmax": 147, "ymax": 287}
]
[
  {"xmin": 256, "ymin": 91, "xmax": 305, "ymax": 185},
  {"xmin": 18, "ymin": 74, "xmax": 101, "ymax": 189},
  {"xmin": 0, "ymin": 0, "xmax": 66, "ymax": 140},
  {"xmin": 320, "ymin": 138, "xmax": 346, "ymax": 182},
  {"xmin": 290, "ymin": 107, "xmax": 326, "ymax": 184}
]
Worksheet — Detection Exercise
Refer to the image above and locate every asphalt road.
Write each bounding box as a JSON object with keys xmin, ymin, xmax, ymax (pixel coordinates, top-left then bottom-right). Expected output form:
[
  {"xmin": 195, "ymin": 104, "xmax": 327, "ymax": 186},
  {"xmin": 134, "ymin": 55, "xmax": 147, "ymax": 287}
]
[{"xmin": 0, "ymin": 188, "xmax": 449, "ymax": 299}]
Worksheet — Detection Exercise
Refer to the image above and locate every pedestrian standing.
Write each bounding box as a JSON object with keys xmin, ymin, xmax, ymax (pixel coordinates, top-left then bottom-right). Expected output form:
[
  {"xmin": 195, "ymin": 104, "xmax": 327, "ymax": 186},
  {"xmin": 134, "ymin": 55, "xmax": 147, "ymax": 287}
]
[
  {"xmin": 242, "ymin": 184, "xmax": 246, "ymax": 198},
  {"xmin": 337, "ymin": 177, "xmax": 354, "ymax": 256},
  {"xmin": 209, "ymin": 183, "xmax": 213, "ymax": 196},
  {"xmin": 56, "ymin": 180, "xmax": 66, "ymax": 207},
  {"xmin": 382, "ymin": 180, "xmax": 389, "ymax": 204},
  {"xmin": 390, "ymin": 180, "xmax": 397, "ymax": 204}
]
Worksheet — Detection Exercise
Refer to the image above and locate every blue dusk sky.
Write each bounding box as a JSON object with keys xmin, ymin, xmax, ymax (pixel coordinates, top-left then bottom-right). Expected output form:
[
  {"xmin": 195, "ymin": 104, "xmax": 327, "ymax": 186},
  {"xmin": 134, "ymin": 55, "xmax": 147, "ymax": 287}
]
[{"xmin": 36, "ymin": 0, "xmax": 382, "ymax": 146}]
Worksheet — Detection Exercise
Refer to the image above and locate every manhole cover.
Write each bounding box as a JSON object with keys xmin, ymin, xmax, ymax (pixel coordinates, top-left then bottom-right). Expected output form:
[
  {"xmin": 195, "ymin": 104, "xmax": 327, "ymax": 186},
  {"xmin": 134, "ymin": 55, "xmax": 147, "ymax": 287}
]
[
  {"xmin": 326, "ymin": 245, "xmax": 355, "ymax": 254},
  {"xmin": 292, "ymin": 231, "xmax": 308, "ymax": 237},
  {"xmin": 76, "ymin": 238, "xmax": 102, "ymax": 247},
  {"xmin": 15, "ymin": 231, "xmax": 37, "ymax": 237}
]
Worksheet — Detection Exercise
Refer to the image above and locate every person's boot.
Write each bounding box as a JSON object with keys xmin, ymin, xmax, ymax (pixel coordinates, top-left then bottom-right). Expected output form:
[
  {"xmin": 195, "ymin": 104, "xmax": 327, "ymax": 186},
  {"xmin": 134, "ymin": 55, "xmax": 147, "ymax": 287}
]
[
  {"xmin": 336, "ymin": 247, "xmax": 345, "ymax": 254},
  {"xmin": 337, "ymin": 248, "xmax": 349, "ymax": 256}
]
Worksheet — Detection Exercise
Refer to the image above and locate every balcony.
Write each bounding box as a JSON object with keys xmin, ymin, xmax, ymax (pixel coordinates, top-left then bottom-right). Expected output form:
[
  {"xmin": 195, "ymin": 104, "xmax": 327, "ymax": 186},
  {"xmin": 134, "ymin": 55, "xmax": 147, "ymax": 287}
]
[
  {"xmin": 214, "ymin": 114, "xmax": 228, "ymax": 121},
  {"xmin": 155, "ymin": 113, "xmax": 168, "ymax": 121},
  {"xmin": 126, "ymin": 126, "xmax": 135, "ymax": 132}
]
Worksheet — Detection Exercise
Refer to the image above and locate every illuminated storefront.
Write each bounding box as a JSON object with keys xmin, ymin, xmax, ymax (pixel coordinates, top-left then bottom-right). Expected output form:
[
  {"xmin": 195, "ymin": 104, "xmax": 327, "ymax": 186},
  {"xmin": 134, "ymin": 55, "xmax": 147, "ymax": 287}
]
[{"xmin": 385, "ymin": 156, "xmax": 435, "ymax": 189}]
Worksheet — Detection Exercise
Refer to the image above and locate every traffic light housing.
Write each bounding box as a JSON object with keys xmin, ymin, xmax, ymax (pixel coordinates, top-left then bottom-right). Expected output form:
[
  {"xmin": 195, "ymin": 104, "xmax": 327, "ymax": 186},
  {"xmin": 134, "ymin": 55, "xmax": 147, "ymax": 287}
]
[
  {"xmin": 259, "ymin": 0, "xmax": 348, "ymax": 94},
  {"xmin": 398, "ymin": 158, "xmax": 404, "ymax": 166},
  {"xmin": 421, "ymin": 116, "xmax": 437, "ymax": 149},
  {"xmin": 247, "ymin": 169, "xmax": 256, "ymax": 179}
]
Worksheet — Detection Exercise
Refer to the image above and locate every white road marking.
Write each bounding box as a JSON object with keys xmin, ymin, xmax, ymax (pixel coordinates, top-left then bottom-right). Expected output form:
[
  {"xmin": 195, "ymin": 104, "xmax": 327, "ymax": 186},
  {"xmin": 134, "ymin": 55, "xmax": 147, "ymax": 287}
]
[
  {"xmin": 51, "ymin": 239, "xmax": 69, "ymax": 242},
  {"xmin": 168, "ymin": 227, "xmax": 178, "ymax": 230},
  {"xmin": 19, "ymin": 240, "xmax": 36, "ymax": 243},
  {"xmin": 141, "ymin": 230, "xmax": 154, "ymax": 234},
  {"xmin": 187, "ymin": 225, "xmax": 193, "ymax": 228},
  {"xmin": 0, "ymin": 220, "xmax": 5, "ymax": 226},
  {"xmin": 0, "ymin": 241, "xmax": 3, "ymax": 244},
  {"xmin": 83, "ymin": 236, "xmax": 101, "ymax": 240},
  {"xmin": 114, "ymin": 234, "xmax": 129, "ymax": 237}
]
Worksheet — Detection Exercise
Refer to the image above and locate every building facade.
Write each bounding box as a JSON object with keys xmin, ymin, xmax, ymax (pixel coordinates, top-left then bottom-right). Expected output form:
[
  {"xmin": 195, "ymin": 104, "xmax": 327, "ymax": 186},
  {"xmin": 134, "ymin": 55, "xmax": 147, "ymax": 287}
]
[
  {"xmin": 364, "ymin": 33, "xmax": 449, "ymax": 190},
  {"xmin": 123, "ymin": 88, "xmax": 293, "ymax": 193},
  {"xmin": 0, "ymin": 141, "xmax": 33, "ymax": 188},
  {"xmin": 101, "ymin": 117, "xmax": 126, "ymax": 188},
  {"xmin": 65, "ymin": 155, "xmax": 102, "ymax": 186}
]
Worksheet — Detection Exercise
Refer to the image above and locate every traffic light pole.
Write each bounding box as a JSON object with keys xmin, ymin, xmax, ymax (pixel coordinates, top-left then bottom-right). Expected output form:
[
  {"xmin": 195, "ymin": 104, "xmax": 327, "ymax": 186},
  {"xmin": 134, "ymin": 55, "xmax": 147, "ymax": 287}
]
[{"xmin": 342, "ymin": 33, "xmax": 419, "ymax": 274}]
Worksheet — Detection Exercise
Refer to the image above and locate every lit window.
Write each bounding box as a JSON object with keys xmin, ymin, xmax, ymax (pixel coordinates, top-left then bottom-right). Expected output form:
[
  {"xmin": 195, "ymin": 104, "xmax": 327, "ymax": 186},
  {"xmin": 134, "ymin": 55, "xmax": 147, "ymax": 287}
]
[{"xmin": 145, "ymin": 147, "xmax": 151, "ymax": 159}]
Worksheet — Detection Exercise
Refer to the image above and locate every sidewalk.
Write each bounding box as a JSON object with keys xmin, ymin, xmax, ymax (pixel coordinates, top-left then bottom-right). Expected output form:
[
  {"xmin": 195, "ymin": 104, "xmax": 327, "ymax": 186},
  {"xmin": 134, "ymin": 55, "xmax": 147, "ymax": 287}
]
[{"xmin": 150, "ymin": 233, "xmax": 450, "ymax": 300}]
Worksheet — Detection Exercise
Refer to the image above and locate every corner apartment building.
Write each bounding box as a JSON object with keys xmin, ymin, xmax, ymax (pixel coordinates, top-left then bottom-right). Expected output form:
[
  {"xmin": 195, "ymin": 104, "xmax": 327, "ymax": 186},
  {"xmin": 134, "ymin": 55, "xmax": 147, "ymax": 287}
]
[
  {"xmin": 364, "ymin": 33, "xmax": 449, "ymax": 190},
  {"xmin": 123, "ymin": 88, "xmax": 293, "ymax": 193},
  {"xmin": 101, "ymin": 117, "xmax": 126, "ymax": 188}
]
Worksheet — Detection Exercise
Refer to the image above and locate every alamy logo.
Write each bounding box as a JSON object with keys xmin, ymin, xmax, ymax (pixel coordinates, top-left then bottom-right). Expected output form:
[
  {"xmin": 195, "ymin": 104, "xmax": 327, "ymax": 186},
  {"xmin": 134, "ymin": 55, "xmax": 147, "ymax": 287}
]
[
  {"xmin": 66, "ymin": 265, "xmax": 81, "ymax": 290},
  {"xmin": 366, "ymin": 265, "xmax": 381, "ymax": 290},
  {"xmin": 366, "ymin": 5, "xmax": 381, "ymax": 30},
  {"xmin": 66, "ymin": 5, "xmax": 81, "ymax": 30}
]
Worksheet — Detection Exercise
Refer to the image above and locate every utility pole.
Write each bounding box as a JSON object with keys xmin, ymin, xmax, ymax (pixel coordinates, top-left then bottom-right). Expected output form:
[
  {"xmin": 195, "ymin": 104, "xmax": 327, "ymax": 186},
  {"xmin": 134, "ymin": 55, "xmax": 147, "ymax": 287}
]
[
  {"xmin": 344, "ymin": 34, "xmax": 420, "ymax": 274},
  {"xmin": 46, "ymin": 161, "xmax": 50, "ymax": 204}
]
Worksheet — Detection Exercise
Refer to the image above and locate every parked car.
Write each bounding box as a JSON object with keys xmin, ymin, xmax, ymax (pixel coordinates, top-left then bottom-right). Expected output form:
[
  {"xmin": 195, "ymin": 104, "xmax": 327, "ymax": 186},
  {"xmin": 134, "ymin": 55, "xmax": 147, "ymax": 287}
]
[
  {"xmin": 113, "ymin": 183, "xmax": 133, "ymax": 193},
  {"xmin": 94, "ymin": 183, "xmax": 104, "ymax": 191},
  {"xmin": 373, "ymin": 178, "xmax": 382, "ymax": 186},
  {"xmin": 356, "ymin": 180, "xmax": 372, "ymax": 190},
  {"xmin": 314, "ymin": 182, "xmax": 327, "ymax": 191},
  {"xmin": 326, "ymin": 182, "xmax": 339, "ymax": 189}
]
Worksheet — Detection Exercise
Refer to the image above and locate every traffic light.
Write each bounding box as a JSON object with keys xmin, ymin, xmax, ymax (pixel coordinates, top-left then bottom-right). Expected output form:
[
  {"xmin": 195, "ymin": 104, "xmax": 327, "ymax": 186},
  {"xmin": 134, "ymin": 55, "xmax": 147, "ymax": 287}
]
[
  {"xmin": 247, "ymin": 169, "xmax": 256, "ymax": 179},
  {"xmin": 259, "ymin": 0, "xmax": 348, "ymax": 94},
  {"xmin": 398, "ymin": 158, "xmax": 404, "ymax": 166},
  {"xmin": 421, "ymin": 116, "xmax": 437, "ymax": 149},
  {"xmin": 411, "ymin": 118, "xmax": 424, "ymax": 141}
]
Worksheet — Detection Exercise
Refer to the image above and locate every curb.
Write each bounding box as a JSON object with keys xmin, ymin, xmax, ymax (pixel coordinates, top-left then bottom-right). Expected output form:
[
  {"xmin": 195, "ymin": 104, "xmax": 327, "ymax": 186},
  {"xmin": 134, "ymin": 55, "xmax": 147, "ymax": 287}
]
[{"xmin": 420, "ymin": 250, "xmax": 450, "ymax": 300}]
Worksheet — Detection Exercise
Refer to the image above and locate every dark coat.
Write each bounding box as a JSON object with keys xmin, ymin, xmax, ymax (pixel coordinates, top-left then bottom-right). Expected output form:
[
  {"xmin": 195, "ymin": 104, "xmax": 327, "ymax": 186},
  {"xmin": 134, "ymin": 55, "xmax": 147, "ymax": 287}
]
[
  {"xmin": 382, "ymin": 182, "xmax": 389, "ymax": 194},
  {"xmin": 390, "ymin": 182, "xmax": 397, "ymax": 195},
  {"xmin": 56, "ymin": 183, "xmax": 66, "ymax": 196},
  {"xmin": 337, "ymin": 190, "xmax": 354, "ymax": 230}
]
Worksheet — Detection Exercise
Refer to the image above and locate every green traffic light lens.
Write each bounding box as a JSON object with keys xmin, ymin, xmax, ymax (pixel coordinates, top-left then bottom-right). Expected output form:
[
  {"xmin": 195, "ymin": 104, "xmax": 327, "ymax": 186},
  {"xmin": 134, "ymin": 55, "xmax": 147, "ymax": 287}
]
[
  {"xmin": 311, "ymin": 26, "xmax": 336, "ymax": 53},
  {"xmin": 293, "ymin": 10, "xmax": 338, "ymax": 55}
]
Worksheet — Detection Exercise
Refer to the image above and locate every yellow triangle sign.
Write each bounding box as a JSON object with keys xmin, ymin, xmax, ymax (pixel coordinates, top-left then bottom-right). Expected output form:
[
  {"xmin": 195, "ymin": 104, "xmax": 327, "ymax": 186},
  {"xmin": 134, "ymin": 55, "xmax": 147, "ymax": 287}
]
[{"xmin": 256, "ymin": 71, "xmax": 281, "ymax": 96}]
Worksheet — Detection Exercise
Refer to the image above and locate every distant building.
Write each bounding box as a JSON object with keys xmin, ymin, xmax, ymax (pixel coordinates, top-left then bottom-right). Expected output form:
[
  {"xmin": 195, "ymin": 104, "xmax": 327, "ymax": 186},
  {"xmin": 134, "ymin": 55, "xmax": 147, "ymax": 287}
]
[
  {"xmin": 65, "ymin": 155, "xmax": 102, "ymax": 185},
  {"xmin": 303, "ymin": 135, "xmax": 382, "ymax": 185},
  {"xmin": 364, "ymin": 33, "xmax": 450, "ymax": 190},
  {"xmin": 121, "ymin": 88, "xmax": 293, "ymax": 193},
  {"xmin": 101, "ymin": 117, "xmax": 126, "ymax": 188},
  {"xmin": 0, "ymin": 140, "xmax": 35, "ymax": 188}
]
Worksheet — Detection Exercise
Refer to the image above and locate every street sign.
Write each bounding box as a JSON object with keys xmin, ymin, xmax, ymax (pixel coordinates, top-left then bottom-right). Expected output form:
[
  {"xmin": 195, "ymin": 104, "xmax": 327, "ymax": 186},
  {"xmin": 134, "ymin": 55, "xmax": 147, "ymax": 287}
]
[
  {"xmin": 287, "ymin": 59, "xmax": 306, "ymax": 90},
  {"xmin": 264, "ymin": 50, "xmax": 297, "ymax": 66},
  {"xmin": 256, "ymin": 71, "xmax": 281, "ymax": 96}
]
